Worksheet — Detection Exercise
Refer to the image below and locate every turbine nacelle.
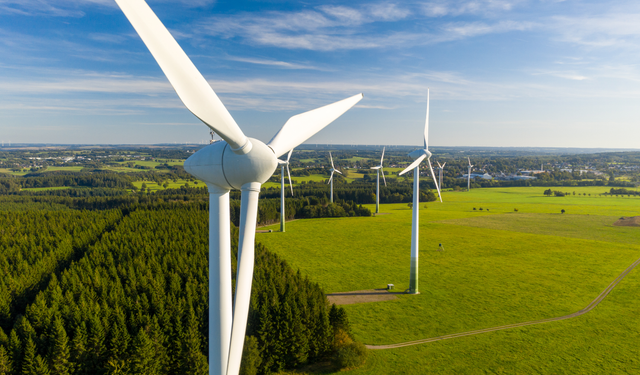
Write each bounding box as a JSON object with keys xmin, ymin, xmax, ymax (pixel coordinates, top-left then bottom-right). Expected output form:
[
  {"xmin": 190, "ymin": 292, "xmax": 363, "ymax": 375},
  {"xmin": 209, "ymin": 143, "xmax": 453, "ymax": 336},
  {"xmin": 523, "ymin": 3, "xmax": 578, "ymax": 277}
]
[
  {"xmin": 184, "ymin": 138, "xmax": 277, "ymax": 190},
  {"xmin": 409, "ymin": 148, "xmax": 432, "ymax": 160}
]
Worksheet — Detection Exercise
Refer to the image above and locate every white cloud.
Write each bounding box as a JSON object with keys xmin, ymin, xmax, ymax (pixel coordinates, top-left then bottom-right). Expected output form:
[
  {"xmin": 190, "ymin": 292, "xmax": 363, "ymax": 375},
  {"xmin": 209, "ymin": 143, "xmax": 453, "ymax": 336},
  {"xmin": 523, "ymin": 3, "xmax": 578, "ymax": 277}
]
[
  {"xmin": 421, "ymin": 0, "xmax": 524, "ymax": 17},
  {"xmin": 0, "ymin": 0, "xmax": 115, "ymax": 17},
  {"xmin": 552, "ymin": 12, "xmax": 640, "ymax": 48},
  {"xmin": 198, "ymin": 3, "xmax": 531, "ymax": 51},
  {"xmin": 225, "ymin": 56, "xmax": 327, "ymax": 71}
]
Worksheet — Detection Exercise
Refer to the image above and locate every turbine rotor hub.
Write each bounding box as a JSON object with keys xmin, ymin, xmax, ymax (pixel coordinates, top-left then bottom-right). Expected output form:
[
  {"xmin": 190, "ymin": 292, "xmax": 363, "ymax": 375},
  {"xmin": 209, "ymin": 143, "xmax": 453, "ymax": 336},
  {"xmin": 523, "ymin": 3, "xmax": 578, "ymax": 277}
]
[{"xmin": 184, "ymin": 137, "xmax": 277, "ymax": 190}]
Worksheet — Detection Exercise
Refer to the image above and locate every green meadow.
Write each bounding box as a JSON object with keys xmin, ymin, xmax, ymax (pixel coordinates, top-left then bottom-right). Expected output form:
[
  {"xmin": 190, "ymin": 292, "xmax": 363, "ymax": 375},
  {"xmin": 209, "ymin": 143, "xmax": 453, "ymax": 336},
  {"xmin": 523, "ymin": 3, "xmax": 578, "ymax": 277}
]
[
  {"xmin": 257, "ymin": 186, "xmax": 640, "ymax": 374},
  {"xmin": 132, "ymin": 179, "xmax": 198, "ymax": 191}
]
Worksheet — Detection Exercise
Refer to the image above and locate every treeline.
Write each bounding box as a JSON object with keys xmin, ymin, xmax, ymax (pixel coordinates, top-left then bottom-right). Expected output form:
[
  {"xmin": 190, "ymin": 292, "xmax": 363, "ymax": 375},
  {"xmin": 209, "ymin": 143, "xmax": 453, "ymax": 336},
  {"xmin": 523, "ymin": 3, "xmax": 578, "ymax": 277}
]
[
  {"xmin": 261, "ymin": 181, "xmax": 438, "ymax": 205},
  {"xmin": 0, "ymin": 204, "xmax": 354, "ymax": 374},
  {"xmin": 0, "ymin": 167, "xmax": 193, "ymax": 195},
  {"xmin": 606, "ymin": 188, "xmax": 640, "ymax": 196}
]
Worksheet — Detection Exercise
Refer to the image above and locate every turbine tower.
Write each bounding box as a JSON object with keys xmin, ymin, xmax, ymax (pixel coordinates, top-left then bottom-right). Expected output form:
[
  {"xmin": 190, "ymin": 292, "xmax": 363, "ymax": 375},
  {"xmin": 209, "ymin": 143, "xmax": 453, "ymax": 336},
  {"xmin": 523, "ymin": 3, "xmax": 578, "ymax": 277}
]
[
  {"xmin": 436, "ymin": 161, "xmax": 446, "ymax": 200},
  {"xmin": 114, "ymin": 2, "xmax": 363, "ymax": 375},
  {"xmin": 370, "ymin": 147, "xmax": 386, "ymax": 214},
  {"xmin": 327, "ymin": 152, "xmax": 342, "ymax": 203},
  {"xmin": 398, "ymin": 89, "xmax": 441, "ymax": 295},
  {"xmin": 278, "ymin": 149, "xmax": 294, "ymax": 232},
  {"xmin": 467, "ymin": 157, "xmax": 474, "ymax": 191}
]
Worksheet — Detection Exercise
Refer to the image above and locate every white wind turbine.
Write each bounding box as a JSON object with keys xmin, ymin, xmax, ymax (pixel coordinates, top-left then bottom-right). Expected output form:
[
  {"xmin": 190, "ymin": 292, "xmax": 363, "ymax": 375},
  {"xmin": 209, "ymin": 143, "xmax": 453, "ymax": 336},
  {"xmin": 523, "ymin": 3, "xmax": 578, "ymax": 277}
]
[
  {"xmin": 436, "ymin": 161, "xmax": 446, "ymax": 198},
  {"xmin": 327, "ymin": 152, "xmax": 342, "ymax": 203},
  {"xmin": 114, "ymin": 2, "xmax": 363, "ymax": 375},
  {"xmin": 370, "ymin": 147, "xmax": 386, "ymax": 214},
  {"xmin": 279, "ymin": 149, "xmax": 294, "ymax": 232},
  {"xmin": 398, "ymin": 89, "xmax": 441, "ymax": 295},
  {"xmin": 467, "ymin": 157, "xmax": 474, "ymax": 191}
]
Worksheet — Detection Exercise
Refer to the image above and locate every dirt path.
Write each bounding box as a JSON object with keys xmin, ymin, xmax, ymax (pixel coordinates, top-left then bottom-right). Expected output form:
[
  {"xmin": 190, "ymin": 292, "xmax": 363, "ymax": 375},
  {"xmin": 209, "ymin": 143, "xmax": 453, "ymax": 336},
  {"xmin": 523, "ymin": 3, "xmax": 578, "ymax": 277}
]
[{"xmin": 367, "ymin": 255, "xmax": 640, "ymax": 350}]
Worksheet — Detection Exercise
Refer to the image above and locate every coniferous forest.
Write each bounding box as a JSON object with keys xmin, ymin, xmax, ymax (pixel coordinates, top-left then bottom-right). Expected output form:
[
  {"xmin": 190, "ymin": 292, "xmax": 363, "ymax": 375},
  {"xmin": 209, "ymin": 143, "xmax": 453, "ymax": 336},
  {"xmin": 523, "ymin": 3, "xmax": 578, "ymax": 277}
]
[{"xmin": 0, "ymin": 197, "xmax": 355, "ymax": 375}]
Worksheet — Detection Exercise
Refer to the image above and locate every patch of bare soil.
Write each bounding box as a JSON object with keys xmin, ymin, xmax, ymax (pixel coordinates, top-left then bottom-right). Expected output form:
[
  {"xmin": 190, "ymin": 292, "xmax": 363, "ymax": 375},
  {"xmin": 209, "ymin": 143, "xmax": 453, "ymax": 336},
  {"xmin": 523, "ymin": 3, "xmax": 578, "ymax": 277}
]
[
  {"xmin": 326, "ymin": 289, "xmax": 400, "ymax": 305},
  {"xmin": 613, "ymin": 216, "xmax": 640, "ymax": 227}
]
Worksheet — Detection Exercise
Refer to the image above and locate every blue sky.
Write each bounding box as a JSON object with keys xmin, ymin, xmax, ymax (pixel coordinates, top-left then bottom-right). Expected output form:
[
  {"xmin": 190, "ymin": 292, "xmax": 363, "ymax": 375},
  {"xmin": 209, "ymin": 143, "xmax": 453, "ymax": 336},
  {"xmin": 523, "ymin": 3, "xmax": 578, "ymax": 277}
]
[{"xmin": 1, "ymin": 0, "xmax": 639, "ymax": 148}]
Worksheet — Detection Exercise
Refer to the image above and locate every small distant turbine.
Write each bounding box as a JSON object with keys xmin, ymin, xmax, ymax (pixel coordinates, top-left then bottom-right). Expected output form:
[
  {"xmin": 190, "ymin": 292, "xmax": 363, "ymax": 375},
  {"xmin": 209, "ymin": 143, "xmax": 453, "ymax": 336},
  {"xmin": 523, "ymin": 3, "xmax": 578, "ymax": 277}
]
[
  {"xmin": 436, "ymin": 161, "xmax": 446, "ymax": 199},
  {"xmin": 467, "ymin": 157, "xmax": 474, "ymax": 191},
  {"xmin": 278, "ymin": 149, "xmax": 294, "ymax": 232},
  {"xmin": 370, "ymin": 147, "xmax": 387, "ymax": 214},
  {"xmin": 327, "ymin": 152, "xmax": 342, "ymax": 203},
  {"xmin": 399, "ymin": 89, "xmax": 442, "ymax": 295}
]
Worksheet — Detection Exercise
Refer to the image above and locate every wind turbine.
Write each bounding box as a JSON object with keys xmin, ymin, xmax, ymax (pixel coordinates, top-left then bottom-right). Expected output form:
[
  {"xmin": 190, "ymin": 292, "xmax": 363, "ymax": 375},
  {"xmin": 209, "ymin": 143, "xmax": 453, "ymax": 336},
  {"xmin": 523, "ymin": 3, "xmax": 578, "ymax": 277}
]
[
  {"xmin": 279, "ymin": 149, "xmax": 294, "ymax": 232},
  {"xmin": 370, "ymin": 147, "xmax": 386, "ymax": 214},
  {"xmin": 467, "ymin": 157, "xmax": 473, "ymax": 191},
  {"xmin": 327, "ymin": 152, "xmax": 342, "ymax": 203},
  {"xmin": 398, "ymin": 89, "xmax": 441, "ymax": 295},
  {"xmin": 436, "ymin": 161, "xmax": 446, "ymax": 197},
  {"xmin": 114, "ymin": 2, "xmax": 363, "ymax": 375}
]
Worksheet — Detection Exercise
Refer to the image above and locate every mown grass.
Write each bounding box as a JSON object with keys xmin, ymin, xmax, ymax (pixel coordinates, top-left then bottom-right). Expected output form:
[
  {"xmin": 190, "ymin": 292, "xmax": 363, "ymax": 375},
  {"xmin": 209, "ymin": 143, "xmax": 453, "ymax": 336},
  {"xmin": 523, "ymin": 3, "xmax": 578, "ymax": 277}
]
[{"xmin": 256, "ymin": 186, "xmax": 640, "ymax": 374}]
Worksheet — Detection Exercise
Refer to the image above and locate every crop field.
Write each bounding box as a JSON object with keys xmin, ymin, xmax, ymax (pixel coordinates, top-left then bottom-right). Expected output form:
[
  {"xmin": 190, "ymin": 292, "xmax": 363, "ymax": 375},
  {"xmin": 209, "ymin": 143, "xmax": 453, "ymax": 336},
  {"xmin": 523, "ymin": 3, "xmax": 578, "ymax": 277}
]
[{"xmin": 257, "ymin": 186, "xmax": 640, "ymax": 374}]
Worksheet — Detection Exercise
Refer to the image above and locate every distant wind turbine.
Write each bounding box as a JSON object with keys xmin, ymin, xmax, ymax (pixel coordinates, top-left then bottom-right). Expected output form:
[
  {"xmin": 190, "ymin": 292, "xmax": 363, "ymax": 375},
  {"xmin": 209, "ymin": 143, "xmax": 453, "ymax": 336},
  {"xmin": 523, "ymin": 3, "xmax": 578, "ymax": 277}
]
[
  {"xmin": 398, "ymin": 89, "xmax": 442, "ymax": 295},
  {"xmin": 467, "ymin": 157, "xmax": 474, "ymax": 191},
  {"xmin": 327, "ymin": 152, "xmax": 342, "ymax": 203},
  {"xmin": 371, "ymin": 147, "xmax": 386, "ymax": 214},
  {"xmin": 278, "ymin": 149, "xmax": 294, "ymax": 232}
]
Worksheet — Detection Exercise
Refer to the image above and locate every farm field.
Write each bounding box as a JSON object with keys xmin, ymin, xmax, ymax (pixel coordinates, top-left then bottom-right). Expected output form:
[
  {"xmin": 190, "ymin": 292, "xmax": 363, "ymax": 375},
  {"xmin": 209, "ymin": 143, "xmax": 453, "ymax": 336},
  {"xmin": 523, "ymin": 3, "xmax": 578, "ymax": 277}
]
[{"xmin": 257, "ymin": 186, "xmax": 640, "ymax": 374}]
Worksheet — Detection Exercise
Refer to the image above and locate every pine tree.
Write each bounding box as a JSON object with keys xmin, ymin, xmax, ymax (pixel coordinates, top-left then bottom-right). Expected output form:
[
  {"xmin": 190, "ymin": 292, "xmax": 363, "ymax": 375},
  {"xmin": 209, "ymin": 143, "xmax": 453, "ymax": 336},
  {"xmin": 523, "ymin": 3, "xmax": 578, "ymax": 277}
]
[
  {"xmin": 49, "ymin": 317, "xmax": 71, "ymax": 375},
  {"xmin": 129, "ymin": 328, "xmax": 157, "ymax": 375},
  {"xmin": 71, "ymin": 322, "xmax": 87, "ymax": 375},
  {"xmin": 34, "ymin": 355, "xmax": 51, "ymax": 375},
  {"xmin": 0, "ymin": 327, "xmax": 7, "ymax": 347},
  {"xmin": 180, "ymin": 307, "xmax": 207, "ymax": 375},
  {"xmin": 239, "ymin": 336, "xmax": 261, "ymax": 375},
  {"xmin": 8, "ymin": 330, "xmax": 22, "ymax": 371},
  {"xmin": 22, "ymin": 336, "xmax": 38, "ymax": 375},
  {"xmin": 108, "ymin": 310, "xmax": 130, "ymax": 361},
  {"xmin": 0, "ymin": 346, "xmax": 12, "ymax": 375}
]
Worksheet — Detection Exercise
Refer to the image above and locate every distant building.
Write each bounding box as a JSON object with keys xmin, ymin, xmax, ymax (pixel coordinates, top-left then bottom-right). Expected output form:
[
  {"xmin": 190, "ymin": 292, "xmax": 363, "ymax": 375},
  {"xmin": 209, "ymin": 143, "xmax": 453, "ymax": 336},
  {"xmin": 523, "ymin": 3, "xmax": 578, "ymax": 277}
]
[{"xmin": 460, "ymin": 173, "xmax": 493, "ymax": 180}]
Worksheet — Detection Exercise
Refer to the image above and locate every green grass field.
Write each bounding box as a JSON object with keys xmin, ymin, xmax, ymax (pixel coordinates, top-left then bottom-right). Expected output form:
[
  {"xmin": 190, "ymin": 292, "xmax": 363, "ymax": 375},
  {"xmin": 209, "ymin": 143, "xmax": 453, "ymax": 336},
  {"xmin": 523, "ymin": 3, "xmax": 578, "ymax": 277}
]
[
  {"xmin": 21, "ymin": 186, "xmax": 73, "ymax": 192},
  {"xmin": 256, "ymin": 186, "xmax": 640, "ymax": 374},
  {"xmin": 132, "ymin": 179, "xmax": 198, "ymax": 191}
]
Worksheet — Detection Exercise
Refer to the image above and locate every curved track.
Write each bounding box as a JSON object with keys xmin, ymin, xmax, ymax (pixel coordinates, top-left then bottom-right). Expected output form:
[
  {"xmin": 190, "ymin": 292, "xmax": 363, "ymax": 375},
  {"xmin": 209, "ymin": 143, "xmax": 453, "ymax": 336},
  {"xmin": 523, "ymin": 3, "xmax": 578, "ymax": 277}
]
[{"xmin": 367, "ymin": 256, "xmax": 640, "ymax": 350}]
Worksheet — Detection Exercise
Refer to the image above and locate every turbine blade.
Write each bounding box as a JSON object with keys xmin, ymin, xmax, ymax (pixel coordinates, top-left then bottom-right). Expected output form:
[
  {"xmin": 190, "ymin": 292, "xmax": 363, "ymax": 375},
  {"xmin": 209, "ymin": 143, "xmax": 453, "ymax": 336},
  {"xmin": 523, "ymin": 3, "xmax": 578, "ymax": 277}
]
[
  {"xmin": 330, "ymin": 152, "xmax": 335, "ymax": 169},
  {"xmin": 399, "ymin": 154, "xmax": 427, "ymax": 176},
  {"xmin": 442, "ymin": 162, "xmax": 446, "ymax": 168},
  {"xmin": 267, "ymin": 93, "xmax": 363, "ymax": 157},
  {"xmin": 286, "ymin": 148, "xmax": 293, "ymax": 163},
  {"xmin": 428, "ymin": 159, "xmax": 442, "ymax": 203},
  {"xmin": 381, "ymin": 168, "xmax": 387, "ymax": 186},
  {"xmin": 380, "ymin": 146, "xmax": 385, "ymax": 165},
  {"xmin": 227, "ymin": 183, "xmax": 260, "ymax": 375},
  {"xmin": 468, "ymin": 157, "xmax": 471, "ymax": 167},
  {"xmin": 287, "ymin": 165, "xmax": 293, "ymax": 196},
  {"xmin": 335, "ymin": 169, "xmax": 343, "ymax": 175},
  {"xmin": 115, "ymin": 0, "xmax": 249, "ymax": 152},
  {"xmin": 328, "ymin": 170, "xmax": 334, "ymax": 184},
  {"xmin": 424, "ymin": 89, "xmax": 429, "ymax": 150}
]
